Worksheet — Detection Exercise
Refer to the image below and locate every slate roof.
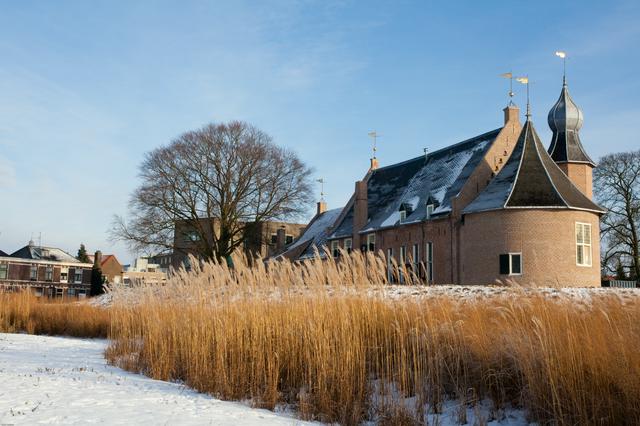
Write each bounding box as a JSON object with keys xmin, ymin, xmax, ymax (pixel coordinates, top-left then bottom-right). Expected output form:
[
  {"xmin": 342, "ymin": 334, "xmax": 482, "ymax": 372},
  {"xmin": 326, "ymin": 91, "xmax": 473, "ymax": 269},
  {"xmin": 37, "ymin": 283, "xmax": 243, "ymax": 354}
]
[
  {"xmin": 329, "ymin": 128, "xmax": 501, "ymax": 237},
  {"xmin": 463, "ymin": 120, "xmax": 604, "ymax": 214},
  {"xmin": 547, "ymin": 81, "xmax": 595, "ymax": 166},
  {"xmin": 0, "ymin": 250, "xmax": 7, "ymax": 257},
  {"xmin": 278, "ymin": 207, "xmax": 343, "ymax": 259},
  {"xmin": 10, "ymin": 245, "xmax": 82, "ymax": 263}
]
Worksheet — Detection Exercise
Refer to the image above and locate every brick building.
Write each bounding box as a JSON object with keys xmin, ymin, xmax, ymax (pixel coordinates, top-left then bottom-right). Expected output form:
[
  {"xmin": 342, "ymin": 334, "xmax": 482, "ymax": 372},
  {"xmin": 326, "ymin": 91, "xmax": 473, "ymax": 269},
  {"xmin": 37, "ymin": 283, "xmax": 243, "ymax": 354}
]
[
  {"xmin": 87, "ymin": 252, "xmax": 123, "ymax": 284},
  {"xmin": 279, "ymin": 80, "xmax": 604, "ymax": 287},
  {"xmin": 0, "ymin": 242, "xmax": 93, "ymax": 297},
  {"xmin": 171, "ymin": 218, "xmax": 306, "ymax": 269}
]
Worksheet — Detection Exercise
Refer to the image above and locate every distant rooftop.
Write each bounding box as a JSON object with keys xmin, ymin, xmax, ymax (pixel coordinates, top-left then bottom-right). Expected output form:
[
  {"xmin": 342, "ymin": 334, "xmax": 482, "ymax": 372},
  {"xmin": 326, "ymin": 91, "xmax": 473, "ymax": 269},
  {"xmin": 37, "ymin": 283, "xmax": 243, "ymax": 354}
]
[{"xmin": 10, "ymin": 243, "xmax": 82, "ymax": 263}]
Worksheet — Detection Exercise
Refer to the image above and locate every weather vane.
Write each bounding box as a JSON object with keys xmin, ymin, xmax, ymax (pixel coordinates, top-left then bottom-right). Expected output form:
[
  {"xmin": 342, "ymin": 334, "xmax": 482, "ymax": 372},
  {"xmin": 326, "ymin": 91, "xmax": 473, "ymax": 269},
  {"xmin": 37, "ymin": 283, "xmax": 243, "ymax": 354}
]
[
  {"xmin": 316, "ymin": 178, "xmax": 325, "ymax": 201},
  {"xmin": 516, "ymin": 75, "xmax": 530, "ymax": 117},
  {"xmin": 555, "ymin": 51, "xmax": 567, "ymax": 84},
  {"xmin": 368, "ymin": 131, "xmax": 379, "ymax": 159},
  {"xmin": 500, "ymin": 71, "xmax": 515, "ymax": 105}
]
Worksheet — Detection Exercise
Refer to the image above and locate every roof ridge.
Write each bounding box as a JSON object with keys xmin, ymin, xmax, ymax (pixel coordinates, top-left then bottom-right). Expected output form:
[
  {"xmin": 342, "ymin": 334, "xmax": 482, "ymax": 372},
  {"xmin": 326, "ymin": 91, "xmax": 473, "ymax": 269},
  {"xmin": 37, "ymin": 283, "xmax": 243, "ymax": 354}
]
[{"xmin": 373, "ymin": 127, "xmax": 502, "ymax": 173}]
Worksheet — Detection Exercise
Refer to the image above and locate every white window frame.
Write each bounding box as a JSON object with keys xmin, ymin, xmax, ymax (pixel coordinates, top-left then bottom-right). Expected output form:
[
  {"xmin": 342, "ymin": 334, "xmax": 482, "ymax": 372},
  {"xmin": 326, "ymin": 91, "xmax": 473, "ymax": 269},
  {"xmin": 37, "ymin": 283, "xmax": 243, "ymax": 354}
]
[
  {"xmin": 45, "ymin": 266, "xmax": 53, "ymax": 282},
  {"xmin": 331, "ymin": 240, "xmax": 339, "ymax": 258},
  {"xmin": 344, "ymin": 238, "xmax": 353, "ymax": 253},
  {"xmin": 399, "ymin": 245, "xmax": 406, "ymax": 283},
  {"xmin": 386, "ymin": 248, "xmax": 394, "ymax": 282},
  {"xmin": 60, "ymin": 267, "xmax": 69, "ymax": 283},
  {"xmin": 367, "ymin": 234, "xmax": 376, "ymax": 252},
  {"xmin": 74, "ymin": 269, "xmax": 83, "ymax": 284},
  {"xmin": 508, "ymin": 253, "xmax": 522, "ymax": 276},
  {"xmin": 0, "ymin": 263, "xmax": 7, "ymax": 280},
  {"xmin": 399, "ymin": 210, "xmax": 407, "ymax": 223},
  {"xmin": 30, "ymin": 265, "xmax": 38, "ymax": 281},
  {"xmin": 412, "ymin": 244, "xmax": 419, "ymax": 273},
  {"xmin": 575, "ymin": 222, "xmax": 592, "ymax": 267},
  {"xmin": 425, "ymin": 242, "xmax": 434, "ymax": 283},
  {"xmin": 426, "ymin": 204, "xmax": 435, "ymax": 219}
]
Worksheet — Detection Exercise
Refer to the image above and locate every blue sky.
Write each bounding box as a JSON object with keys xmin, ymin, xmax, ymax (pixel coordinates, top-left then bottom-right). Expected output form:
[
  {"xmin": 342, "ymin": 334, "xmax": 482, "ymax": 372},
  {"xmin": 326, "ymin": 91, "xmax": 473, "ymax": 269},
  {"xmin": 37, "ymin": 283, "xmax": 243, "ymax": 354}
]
[{"xmin": 0, "ymin": 1, "xmax": 638, "ymax": 263}]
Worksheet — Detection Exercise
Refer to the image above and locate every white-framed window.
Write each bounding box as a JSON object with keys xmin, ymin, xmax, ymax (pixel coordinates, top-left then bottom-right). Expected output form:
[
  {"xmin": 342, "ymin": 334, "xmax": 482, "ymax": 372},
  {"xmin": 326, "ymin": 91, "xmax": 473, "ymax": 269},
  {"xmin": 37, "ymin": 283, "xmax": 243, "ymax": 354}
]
[
  {"xmin": 499, "ymin": 253, "xmax": 522, "ymax": 275},
  {"xmin": 399, "ymin": 245, "xmax": 406, "ymax": 283},
  {"xmin": 30, "ymin": 265, "xmax": 38, "ymax": 281},
  {"xmin": 331, "ymin": 240, "xmax": 339, "ymax": 258},
  {"xmin": 0, "ymin": 264, "xmax": 7, "ymax": 280},
  {"xmin": 412, "ymin": 244, "xmax": 419, "ymax": 273},
  {"xmin": 45, "ymin": 266, "xmax": 53, "ymax": 281},
  {"xmin": 344, "ymin": 238, "xmax": 353, "ymax": 254},
  {"xmin": 367, "ymin": 234, "xmax": 376, "ymax": 252},
  {"xmin": 399, "ymin": 210, "xmax": 407, "ymax": 223},
  {"xmin": 74, "ymin": 269, "xmax": 83, "ymax": 283},
  {"xmin": 426, "ymin": 204, "xmax": 435, "ymax": 219},
  {"xmin": 426, "ymin": 242, "xmax": 434, "ymax": 283},
  {"xmin": 183, "ymin": 230, "xmax": 201, "ymax": 242},
  {"xmin": 60, "ymin": 267, "xmax": 68, "ymax": 283},
  {"xmin": 386, "ymin": 248, "xmax": 394, "ymax": 282},
  {"xmin": 576, "ymin": 222, "xmax": 592, "ymax": 267}
]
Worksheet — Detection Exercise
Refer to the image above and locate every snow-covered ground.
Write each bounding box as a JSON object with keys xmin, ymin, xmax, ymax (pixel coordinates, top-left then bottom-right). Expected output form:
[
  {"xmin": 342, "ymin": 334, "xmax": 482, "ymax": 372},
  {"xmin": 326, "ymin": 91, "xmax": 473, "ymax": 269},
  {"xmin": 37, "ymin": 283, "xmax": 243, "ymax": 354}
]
[
  {"xmin": 0, "ymin": 333, "xmax": 537, "ymax": 425},
  {"xmin": 0, "ymin": 333, "xmax": 312, "ymax": 425}
]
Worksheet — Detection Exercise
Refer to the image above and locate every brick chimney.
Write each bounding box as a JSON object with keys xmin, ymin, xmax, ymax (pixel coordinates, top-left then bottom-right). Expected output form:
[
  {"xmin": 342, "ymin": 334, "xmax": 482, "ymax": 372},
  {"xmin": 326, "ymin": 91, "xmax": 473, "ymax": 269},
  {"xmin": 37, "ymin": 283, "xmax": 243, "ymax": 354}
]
[
  {"xmin": 276, "ymin": 228, "xmax": 286, "ymax": 251},
  {"xmin": 370, "ymin": 157, "xmax": 379, "ymax": 170},
  {"xmin": 93, "ymin": 251, "xmax": 102, "ymax": 269},
  {"xmin": 317, "ymin": 200, "xmax": 327, "ymax": 216},
  {"xmin": 353, "ymin": 180, "xmax": 368, "ymax": 249},
  {"xmin": 503, "ymin": 105, "xmax": 520, "ymax": 125}
]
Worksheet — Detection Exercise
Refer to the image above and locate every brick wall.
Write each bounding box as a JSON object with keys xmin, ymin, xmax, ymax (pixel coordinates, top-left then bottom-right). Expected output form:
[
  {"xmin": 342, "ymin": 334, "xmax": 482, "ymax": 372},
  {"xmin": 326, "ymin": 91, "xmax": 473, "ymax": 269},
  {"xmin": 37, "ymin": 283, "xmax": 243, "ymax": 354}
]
[
  {"xmin": 558, "ymin": 163, "xmax": 593, "ymax": 199},
  {"xmin": 460, "ymin": 209, "xmax": 601, "ymax": 287}
]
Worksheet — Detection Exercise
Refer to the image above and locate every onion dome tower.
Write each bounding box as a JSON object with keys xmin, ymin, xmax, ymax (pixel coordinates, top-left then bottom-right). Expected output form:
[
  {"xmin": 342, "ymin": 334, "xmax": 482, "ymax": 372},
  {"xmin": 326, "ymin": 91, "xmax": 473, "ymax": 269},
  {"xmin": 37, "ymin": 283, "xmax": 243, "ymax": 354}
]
[{"xmin": 547, "ymin": 76, "xmax": 596, "ymax": 198}]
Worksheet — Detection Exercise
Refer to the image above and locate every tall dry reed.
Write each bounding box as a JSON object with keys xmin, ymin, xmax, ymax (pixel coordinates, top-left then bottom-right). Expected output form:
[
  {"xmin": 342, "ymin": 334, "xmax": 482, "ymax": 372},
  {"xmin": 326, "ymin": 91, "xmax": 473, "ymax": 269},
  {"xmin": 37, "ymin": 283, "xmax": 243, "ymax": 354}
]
[
  {"xmin": 105, "ymin": 252, "xmax": 640, "ymax": 425},
  {"xmin": 0, "ymin": 291, "xmax": 109, "ymax": 338}
]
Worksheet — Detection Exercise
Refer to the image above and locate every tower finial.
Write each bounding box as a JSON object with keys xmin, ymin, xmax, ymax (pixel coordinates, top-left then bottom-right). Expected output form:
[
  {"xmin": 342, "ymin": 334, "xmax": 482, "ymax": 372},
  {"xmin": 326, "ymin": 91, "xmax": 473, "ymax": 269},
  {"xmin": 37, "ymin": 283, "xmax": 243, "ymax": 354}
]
[
  {"xmin": 367, "ymin": 131, "xmax": 379, "ymax": 159},
  {"xmin": 316, "ymin": 178, "xmax": 325, "ymax": 201},
  {"xmin": 500, "ymin": 72, "xmax": 515, "ymax": 106},
  {"xmin": 555, "ymin": 51, "xmax": 567, "ymax": 86},
  {"xmin": 516, "ymin": 76, "xmax": 530, "ymax": 119}
]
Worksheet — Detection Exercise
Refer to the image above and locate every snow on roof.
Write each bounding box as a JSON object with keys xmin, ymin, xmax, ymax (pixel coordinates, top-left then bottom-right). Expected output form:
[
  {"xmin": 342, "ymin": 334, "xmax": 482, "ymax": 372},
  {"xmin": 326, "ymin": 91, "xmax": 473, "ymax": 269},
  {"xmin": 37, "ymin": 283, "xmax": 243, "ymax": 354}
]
[
  {"xmin": 279, "ymin": 207, "xmax": 343, "ymax": 259},
  {"xmin": 10, "ymin": 245, "xmax": 81, "ymax": 263},
  {"xmin": 330, "ymin": 128, "xmax": 500, "ymax": 236},
  {"xmin": 463, "ymin": 120, "xmax": 605, "ymax": 214}
]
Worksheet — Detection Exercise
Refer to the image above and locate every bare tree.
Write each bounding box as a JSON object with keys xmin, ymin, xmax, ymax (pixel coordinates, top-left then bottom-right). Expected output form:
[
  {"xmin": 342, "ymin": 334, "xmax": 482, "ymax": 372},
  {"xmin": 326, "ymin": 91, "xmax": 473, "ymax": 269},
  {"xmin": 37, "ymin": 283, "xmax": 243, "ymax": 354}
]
[
  {"xmin": 112, "ymin": 121, "xmax": 314, "ymax": 264},
  {"xmin": 594, "ymin": 150, "xmax": 640, "ymax": 279}
]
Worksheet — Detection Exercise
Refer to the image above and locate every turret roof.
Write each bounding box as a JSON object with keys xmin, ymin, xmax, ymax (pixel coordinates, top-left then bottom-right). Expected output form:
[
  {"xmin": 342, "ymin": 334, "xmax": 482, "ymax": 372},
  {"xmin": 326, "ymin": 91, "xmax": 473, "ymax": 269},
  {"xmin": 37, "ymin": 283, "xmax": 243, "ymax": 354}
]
[{"xmin": 463, "ymin": 120, "xmax": 604, "ymax": 214}]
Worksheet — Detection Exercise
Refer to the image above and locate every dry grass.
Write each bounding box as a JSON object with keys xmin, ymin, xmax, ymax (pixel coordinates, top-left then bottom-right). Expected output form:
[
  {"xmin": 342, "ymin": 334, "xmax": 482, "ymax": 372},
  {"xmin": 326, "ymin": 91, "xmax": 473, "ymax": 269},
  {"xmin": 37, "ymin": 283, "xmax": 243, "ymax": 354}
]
[
  {"xmin": 105, "ymin": 252, "xmax": 640, "ymax": 425},
  {"xmin": 0, "ymin": 291, "xmax": 109, "ymax": 338}
]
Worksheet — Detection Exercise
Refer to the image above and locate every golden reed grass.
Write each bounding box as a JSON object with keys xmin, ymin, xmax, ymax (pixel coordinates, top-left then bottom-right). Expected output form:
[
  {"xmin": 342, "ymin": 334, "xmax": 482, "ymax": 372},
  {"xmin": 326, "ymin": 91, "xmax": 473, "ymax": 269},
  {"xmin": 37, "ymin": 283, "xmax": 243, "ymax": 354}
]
[
  {"xmin": 0, "ymin": 291, "xmax": 109, "ymax": 338},
  {"xmin": 104, "ymin": 252, "xmax": 640, "ymax": 425}
]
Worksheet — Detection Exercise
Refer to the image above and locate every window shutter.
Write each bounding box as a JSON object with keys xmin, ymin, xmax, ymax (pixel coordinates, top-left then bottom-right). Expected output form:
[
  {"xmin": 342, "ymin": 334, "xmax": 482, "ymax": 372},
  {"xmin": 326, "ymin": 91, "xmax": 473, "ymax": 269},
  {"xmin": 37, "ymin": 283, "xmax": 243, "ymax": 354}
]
[{"xmin": 499, "ymin": 254, "xmax": 510, "ymax": 275}]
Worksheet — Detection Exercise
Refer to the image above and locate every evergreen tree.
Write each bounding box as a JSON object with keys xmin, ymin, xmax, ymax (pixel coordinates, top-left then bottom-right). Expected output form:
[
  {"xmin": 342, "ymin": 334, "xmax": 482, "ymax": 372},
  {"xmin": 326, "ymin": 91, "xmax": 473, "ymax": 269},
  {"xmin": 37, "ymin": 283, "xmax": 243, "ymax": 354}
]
[
  {"xmin": 90, "ymin": 266, "xmax": 105, "ymax": 296},
  {"xmin": 76, "ymin": 244, "xmax": 90, "ymax": 263}
]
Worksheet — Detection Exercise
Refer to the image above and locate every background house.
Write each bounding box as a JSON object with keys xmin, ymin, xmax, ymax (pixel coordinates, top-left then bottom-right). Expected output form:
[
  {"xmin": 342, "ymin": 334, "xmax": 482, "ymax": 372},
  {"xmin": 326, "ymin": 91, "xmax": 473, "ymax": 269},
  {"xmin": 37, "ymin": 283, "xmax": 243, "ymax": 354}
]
[{"xmin": 0, "ymin": 241, "xmax": 92, "ymax": 297}]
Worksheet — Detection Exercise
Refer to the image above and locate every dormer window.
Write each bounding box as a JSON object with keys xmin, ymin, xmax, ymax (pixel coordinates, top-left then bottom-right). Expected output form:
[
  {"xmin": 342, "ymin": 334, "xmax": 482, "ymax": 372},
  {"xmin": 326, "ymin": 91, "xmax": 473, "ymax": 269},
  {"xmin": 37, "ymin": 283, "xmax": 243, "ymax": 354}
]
[
  {"xmin": 398, "ymin": 203, "xmax": 412, "ymax": 224},
  {"xmin": 426, "ymin": 204, "xmax": 435, "ymax": 219}
]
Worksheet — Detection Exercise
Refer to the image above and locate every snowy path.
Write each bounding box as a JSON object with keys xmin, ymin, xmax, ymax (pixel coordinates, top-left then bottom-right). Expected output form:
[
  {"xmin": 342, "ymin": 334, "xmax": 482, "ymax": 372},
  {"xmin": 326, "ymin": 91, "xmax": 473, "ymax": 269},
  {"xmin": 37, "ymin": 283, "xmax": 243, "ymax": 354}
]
[{"xmin": 0, "ymin": 333, "xmax": 312, "ymax": 425}]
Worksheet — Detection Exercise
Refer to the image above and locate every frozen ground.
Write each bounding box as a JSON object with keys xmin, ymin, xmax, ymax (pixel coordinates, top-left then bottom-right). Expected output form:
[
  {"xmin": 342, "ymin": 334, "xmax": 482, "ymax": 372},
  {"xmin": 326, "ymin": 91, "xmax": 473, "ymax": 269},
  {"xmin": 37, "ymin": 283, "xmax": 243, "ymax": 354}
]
[
  {"xmin": 0, "ymin": 333, "xmax": 534, "ymax": 426},
  {"xmin": 0, "ymin": 333, "xmax": 312, "ymax": 425}
]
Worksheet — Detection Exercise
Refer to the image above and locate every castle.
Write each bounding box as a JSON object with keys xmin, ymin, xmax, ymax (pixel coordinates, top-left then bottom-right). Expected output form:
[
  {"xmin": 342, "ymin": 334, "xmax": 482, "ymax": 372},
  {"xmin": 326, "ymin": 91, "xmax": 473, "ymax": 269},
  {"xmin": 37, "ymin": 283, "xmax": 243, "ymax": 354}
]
[{"xmin": 280, "ymin": 77, "xmax": 604, "ymax": 286}]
